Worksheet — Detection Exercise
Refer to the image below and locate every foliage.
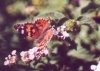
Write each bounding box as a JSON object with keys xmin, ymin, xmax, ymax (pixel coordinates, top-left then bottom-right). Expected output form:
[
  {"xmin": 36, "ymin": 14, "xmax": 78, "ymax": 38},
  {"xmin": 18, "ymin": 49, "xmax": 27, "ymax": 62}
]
[{"xmin": 0, "ymin": 0, "xmax": 100, "ymax": 71}]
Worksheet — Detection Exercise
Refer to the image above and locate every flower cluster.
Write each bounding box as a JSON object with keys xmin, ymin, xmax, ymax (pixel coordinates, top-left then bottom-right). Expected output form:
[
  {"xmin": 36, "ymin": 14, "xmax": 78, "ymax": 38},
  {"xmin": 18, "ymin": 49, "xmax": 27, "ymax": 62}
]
[
  {"xmin": 4, "ymin": 50, "xmax": 17, "ymax": 66},
  {"xmin": 91, "ymin": 61, "xmax": 100, "ymax": 71},
  {"xmin": 4, "ymin": 47, "xmax": 49, "ymax": 65},
  {"xmin": 20, "ymin": 47, "xmax": 49, "ymax": 63},
  {"xmin": 54, "ymin": 25, "xmax": 69, "ymax": 40}
]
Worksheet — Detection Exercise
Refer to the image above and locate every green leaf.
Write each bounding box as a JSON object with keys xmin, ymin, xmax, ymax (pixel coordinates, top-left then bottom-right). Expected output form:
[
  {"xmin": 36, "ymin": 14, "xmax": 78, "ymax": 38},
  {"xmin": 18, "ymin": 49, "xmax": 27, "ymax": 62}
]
[
  {"xmin": 67, "ymin": 45, "xmax": 95, "ymax": 61},
  {"xmin": 77, "ymin": 16, "xmax": 98, "ymax": 30},
  {"xmin": 35, "ymin": 12, "xmax": 67, "ymax": 26}
]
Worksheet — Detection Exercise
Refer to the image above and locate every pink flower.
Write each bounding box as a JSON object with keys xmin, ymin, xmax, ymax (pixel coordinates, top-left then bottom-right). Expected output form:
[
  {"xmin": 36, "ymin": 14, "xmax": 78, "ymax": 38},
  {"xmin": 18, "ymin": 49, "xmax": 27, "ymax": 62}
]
[
  {"xmin": 11, "ymin": 50, "xmax": 16, "ymax": 55},
  {"xmin": 91, "ymin": 61, "xmax": 100, "ymax": 71},
  {"xmin": 28, "ymin": 47, "xmax": 38, "ymax": 55},
  {"xmin": 20, "ymin": 47, "xmax": 39, "ymax": 62},
  {"xmin": 43, "ymin": 48, "xmax": 49, "ymax": 55},
  {"xmin": 4, "ymin": 50, "xmax": 17, "ymax": 66},
  {"xmin": 29, "ymin": 54, "xmax": 35, "ymax": 60},
  {"xmin": 4, "ymin": 60, "xmax": 9, "ymax": 66},
  {"xmin": 54, "ymin": 25, "xmax": 69, "ymax": 40},
  {"xmin": 20, "ymin": 51, "xmax": 30, "ymax": 62},
  {"xmin": 20, "ymin": 47, "xmax": 49, "ymax": 63}
]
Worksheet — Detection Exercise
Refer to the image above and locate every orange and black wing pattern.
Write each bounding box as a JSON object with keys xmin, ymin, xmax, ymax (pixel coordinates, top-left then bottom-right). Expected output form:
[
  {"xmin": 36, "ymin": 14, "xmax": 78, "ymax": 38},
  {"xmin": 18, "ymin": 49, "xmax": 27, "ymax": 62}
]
[
  {"xmin": 14, "ymin": 18, "xmax": 50, "ymax": 39},
  {"xmin": 14, "ymin": 18, "xmax": 54, "ymax": 49},
  {"xmin": 31, "ymin": 18, "xmax": 50, "ymax": 38}
]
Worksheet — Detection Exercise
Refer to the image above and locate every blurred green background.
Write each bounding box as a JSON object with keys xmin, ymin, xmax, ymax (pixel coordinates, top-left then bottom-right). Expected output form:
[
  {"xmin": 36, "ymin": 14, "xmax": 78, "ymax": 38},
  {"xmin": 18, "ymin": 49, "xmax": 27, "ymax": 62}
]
[{"xmin": 0, "ymin": 0, "xmax": 100, "ymax": 71}]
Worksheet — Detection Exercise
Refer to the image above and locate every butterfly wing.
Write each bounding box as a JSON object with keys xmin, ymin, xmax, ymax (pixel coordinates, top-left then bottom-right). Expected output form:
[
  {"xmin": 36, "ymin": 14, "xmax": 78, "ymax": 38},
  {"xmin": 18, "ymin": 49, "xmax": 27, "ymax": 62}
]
[
  {"xmin": 25, "ymin": 22, "xmax": 39, "ymax": 38},
  {"xmin": 32, "ymin": 18, "xmax": 50, "ymax": 37},
  {"xmin": 14, "ymin": 18, "xmax": 50, "ymax": 39},
  {"xmin": 14, "ymin": 22, "xmax": 36, "ymax": 39},
  {"xmin": 14, "ymin": 24, "xmax": 25, "ymax": 34},
  {"xmin": 37, "ymin": 27, "xmax": 54, "ymax": 49}
]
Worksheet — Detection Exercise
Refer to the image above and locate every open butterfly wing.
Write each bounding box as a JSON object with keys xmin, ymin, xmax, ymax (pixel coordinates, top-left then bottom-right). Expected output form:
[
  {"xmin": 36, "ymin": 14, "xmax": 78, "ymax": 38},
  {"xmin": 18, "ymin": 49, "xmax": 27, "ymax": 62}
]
[
  {"xmin": 14, "ymin": 24, "xmax": 25, "ymax": 34},
  {"xmin": 14, "ymin": 18, "xmax": 50, "ymax": 39},
  {"xmin": 25, "ymin": 23, "xmax": 40, "ymax": 38},
  {"xmin": 32, "ymin": 18, "xmax": 50, "ymax": 37}
]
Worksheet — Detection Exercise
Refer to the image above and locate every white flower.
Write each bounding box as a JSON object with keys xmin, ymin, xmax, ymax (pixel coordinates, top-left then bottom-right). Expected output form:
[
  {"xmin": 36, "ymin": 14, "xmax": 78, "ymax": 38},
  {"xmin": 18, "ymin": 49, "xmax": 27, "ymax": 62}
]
[
  {"xmin": 96, "ymin": 62, "xmax": 100, "ymax": 71},
  {"xmin": 11, "ymin": 56, "xmax": 17, "ymax": 63},
  {"xmin": 62, "ymin": 31, "xmax": 69, "ymax": 37},
  {"xmin": 28, "ymin": 47, "xmax": 38, "ymax": 60},
  {"xmin": 61, "ymin": 25, "xmax": 66, "ymax": 31},
  {"xmin": 21, "ymin": 57, "xmax": 29, "ymax": 62},
  {"xmin": 11, "ymin": 50, "xmax": 16, "ymax": 55},
  {"xmin": 20, "ymin": 51, "xmax": 27, "ymax": 56},
  {"xmin": 53, "ymin": 30, "xmax": 58, "ymax": 35},
  {"xmin": 4, "ymin": 60, "xmax": 9, "ymax": 66},
  {"xmin": 28, "ymin": 47, "xmax": 38, "ymax": 54},
  {"xmin": 20, "ymin": 51, "xmax": 30, "ymax": 62},
  {"xmin": 91, "ymin": 61, "xmax": 100, "ymax": 71},
  {"xmin": 91, "ymin": 65, "xmax": 96, "ymax": 70},
  {"xmin": 56, "ymin": 25, "xmax": 69, "ymax": 39},
  {"xmin": 29, "ymin": 54, "xmax": 35, "ymax": 60},
  {"xmin": 28, "ymin": 49, "xmax": 34, "ymax": 55},
  {"xmin": 8, "ymin": 55, "xmax": 11, "ymax": 59},
  {"xmin": 43, "ymin": 48, "xmax": 49, "ymax": 55},
  {"xmin": 4, "ymin": 52, "xmax": 17, "ymax": 66}
]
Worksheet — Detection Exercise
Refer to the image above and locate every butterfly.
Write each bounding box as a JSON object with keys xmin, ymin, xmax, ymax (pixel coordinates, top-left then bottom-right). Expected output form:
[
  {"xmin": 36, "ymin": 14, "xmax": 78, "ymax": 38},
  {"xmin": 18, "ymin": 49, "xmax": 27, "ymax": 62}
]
[{"xmin": 14, "ymin": 18, "xmax": 54, "ymax": 49}]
